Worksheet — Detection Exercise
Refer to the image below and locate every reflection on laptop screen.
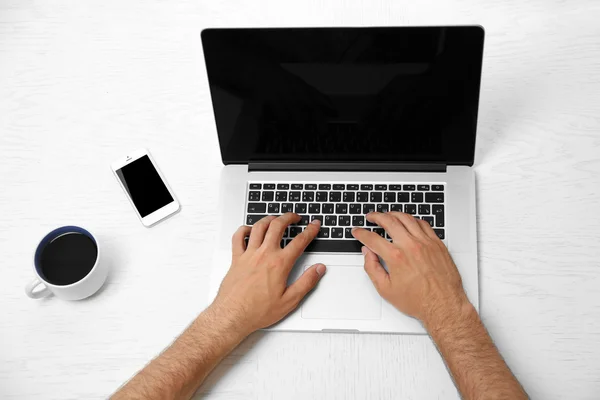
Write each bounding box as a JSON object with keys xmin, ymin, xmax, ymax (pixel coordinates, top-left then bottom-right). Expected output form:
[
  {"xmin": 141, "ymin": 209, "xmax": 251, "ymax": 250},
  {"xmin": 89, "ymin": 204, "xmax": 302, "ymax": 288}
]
[{"xmin": 202, "ymin": 27, "xmax": 484, "ymax": 165}]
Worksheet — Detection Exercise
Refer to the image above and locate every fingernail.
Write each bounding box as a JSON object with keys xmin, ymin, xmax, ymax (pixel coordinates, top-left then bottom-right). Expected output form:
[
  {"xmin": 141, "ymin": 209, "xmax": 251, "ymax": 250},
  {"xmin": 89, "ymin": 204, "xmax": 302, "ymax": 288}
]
[
  {"xmin": 311, "ymin": 219, "xmax": 321, "ymax": 225},
  {"xmin": 361, "ymin": 246, "xmax": 366, "ymax": 255},
  {"xmin": 316, "ymin": 264, "xmax": 326, "ymax": 276}
]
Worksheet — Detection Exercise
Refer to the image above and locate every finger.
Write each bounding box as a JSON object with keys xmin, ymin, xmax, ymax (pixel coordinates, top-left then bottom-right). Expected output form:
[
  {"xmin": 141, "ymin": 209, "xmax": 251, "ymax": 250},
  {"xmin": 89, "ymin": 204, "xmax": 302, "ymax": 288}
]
[
  {"xmin": 388, "ymin": 212, "xmax": 428, "ymax": 239},
  {"xmin": 247, "ymin": 216, "xmax": 277, "ymax": 249},
  {"xmin": 351, "ymin": 227, "xmax": 394, "ymax": 259},
  {"xmin": 417, "ymin": 219, "xmax": 439, "ymax": 241},
  {"xmin": 283, "ymin": 263, "xmax": 326, "ymax": 305},
  {"xmin": 284, "ymin": 218, "xmax": 321, "ymax": 259},
  {"xmin": 232, "ymin": 225, "xmax": 252, "ymax": 256},
  {"xmin": 361, "ymin": 246, "xmax": 391, "ymax": 295},
  {"xmin": 365, "ymin": 212, "xmax": 410, "ymax": 242},
  {"xmin": 264, "ymin": 213, "xmax": 301, "ymax": 247}
]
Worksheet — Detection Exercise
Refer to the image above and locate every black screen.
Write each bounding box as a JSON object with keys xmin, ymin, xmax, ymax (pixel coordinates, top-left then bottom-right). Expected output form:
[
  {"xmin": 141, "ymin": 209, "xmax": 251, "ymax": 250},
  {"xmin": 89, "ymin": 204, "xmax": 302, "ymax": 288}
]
[
  {"xmin": 201, "ymin": 27, "xmax": 484, "ymax": 166},
  {"xmin": 116, "ymin": 155, "xmax": 174, "ymax": 217}
]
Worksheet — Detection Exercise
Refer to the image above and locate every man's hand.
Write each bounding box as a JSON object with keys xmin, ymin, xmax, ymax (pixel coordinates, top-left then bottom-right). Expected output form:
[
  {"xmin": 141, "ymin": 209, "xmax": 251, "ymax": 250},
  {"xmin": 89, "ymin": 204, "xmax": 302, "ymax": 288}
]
[
  {"xmin": 351, "ymin": 212, "xmax": 468, "ymax": 325},
  {"xmin": 211, "ymin": 213, "xmax": 326, "ymax": 335}
]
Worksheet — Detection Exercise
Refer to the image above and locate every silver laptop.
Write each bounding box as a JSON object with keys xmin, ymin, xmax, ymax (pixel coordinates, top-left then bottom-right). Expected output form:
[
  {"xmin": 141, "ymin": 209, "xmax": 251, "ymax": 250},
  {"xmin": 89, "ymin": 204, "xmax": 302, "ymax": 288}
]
[{"xmin": 203, "ymin": 26, "xmax": 484, "ymax": 334}]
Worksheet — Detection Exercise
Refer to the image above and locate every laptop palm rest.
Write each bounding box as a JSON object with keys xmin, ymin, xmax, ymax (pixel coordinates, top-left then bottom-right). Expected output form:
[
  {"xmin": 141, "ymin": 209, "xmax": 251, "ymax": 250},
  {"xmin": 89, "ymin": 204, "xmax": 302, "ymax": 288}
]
[{"xmin": 301, "ymin": 265, "xmax": 382, "ymax": 320}]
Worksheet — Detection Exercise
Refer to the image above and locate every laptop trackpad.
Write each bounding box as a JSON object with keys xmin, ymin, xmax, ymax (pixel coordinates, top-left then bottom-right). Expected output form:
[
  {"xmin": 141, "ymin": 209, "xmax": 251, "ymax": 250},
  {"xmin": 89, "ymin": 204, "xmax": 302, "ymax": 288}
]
[{"xmin": 301, "ymin": 265, "xmax": 382, "ymax": 320}]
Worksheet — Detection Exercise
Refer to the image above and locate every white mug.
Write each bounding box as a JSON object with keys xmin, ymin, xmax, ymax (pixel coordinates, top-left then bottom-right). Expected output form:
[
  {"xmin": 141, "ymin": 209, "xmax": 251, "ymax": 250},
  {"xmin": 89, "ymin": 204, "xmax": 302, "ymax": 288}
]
[{"xmin": 25, "ymin": 226, "xmax": 108, "ymax": 300}]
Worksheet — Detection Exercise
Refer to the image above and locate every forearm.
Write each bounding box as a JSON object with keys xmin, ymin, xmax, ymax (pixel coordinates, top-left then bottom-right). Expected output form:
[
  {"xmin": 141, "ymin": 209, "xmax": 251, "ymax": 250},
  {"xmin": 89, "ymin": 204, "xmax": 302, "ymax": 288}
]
[
  {"xmin": 112, "ymin": 305, "xmax": 250, "ymax": 400},
  {"xmin": 425, "ymin": 302, "xmax": 528, "ymax": 400}
]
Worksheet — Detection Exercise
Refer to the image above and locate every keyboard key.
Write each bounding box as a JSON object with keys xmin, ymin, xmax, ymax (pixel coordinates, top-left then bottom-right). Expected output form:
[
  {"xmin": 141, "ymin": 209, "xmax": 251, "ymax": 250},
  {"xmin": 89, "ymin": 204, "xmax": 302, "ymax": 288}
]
[
  {"xmin": 404, "ymin": 204, "xmax": 416, "ymax": 214},
  {"xmin": 281, "ymin": 203, "xmax": 293, "ymax": 213},
  {"xmin": 370, "ymin": 192, "xmax": 382, "ymax": 202},
  {"xmin": 305, "ymin": 239, "xmax": 362, "ymax": 253},
  {"xmin": 403, "ymin": 184, "xmax": 415, "ymax": 190},
  {"xmin": 426, "ymin": 192, "xmax": 445, "ymax": 203},
  {"xmin": 347, "ymin": 184, "xmax": 359, "ymax": 190},
  {"xmin": 418, "ymin": 204, "xmax": 431, "ymax": 215},
  {"xmin": 389, "ymin": 184, "xmax": 402, "ymax": 190},
  {"xmin": 324, "ymin": 215, "xmax": 337, "ymax": 226},
  {"xmin": 246, "ymin": 214, "xmax": 266, "ymax": 225},
  {"xmin": 262, "ymin": 191, "xmax": 274, "ymax": 201},
  {"xmin": 249, "ymin": 191, "xmax": 261, "ymax": 201},
  {"xmin": 332, "ymin": 227, "xmax": 344, "ymax": 238},
  {"xmin": 375, "ymin": 184, "xmax": 387, "ymax": 190},
  {"xmin": 291, "ymin": 183, "xmax": 303, "ymax": 190},
  {"xmin": 249, "ymin": 183, "xmax": 261, "ymax": 189},
  {"xmin": 345, "ymin": 228, "xmax": 354, "ymax": 238},
  {"xmin": 349, "ymin": 204, "xmax": 361, "ymax": 214},
  {"xmin": 302, "ymin": 192, "xmax": 315, "ymax": 202},
  {"xmin": 318, "ymin": 184, "xmax": 331, "ymax": 190},
  {"xmin": 357, "ymin": 192, "xmax": 369, "ymax": 202},
  {"xmin": 411, "ymin": 192, "xmax": 424, "ymax": 203},
  {"xmin": 289, "ymin": 227, "xmax": 303, "ymax": 237},
  {"xmin": 352, "ymin": 216, "xmax": 365, "ymax": 226},
  {"xmin": 434, "ymin": 229, "xmax": 445, "ymax": 240},
  {"xmin": 339, "ymin": 216, "xmax": 351, "ymax": 226},
  {"xmin": 376, "ymin": 204, "xmax": 389, "ymax": 213},
  {"xmin": 268, "ymin": 203, "xmax": 280, "ymax": 213},
  {"xmin": 343, "ymin": 192, "xmax": 355, "ymax": 202},
  {"xmin": 277, "ymin": 183, "xmax": 290, "ymax": 190},
  {"xmin": 264, "ymin": 183, "xmax": 276, "ymax": 189},
  {"xmin": 322, "ymin": 203, "xmax": 334, "ymax": 214},
  {"xmin": 391, "ymin": 204, "xmax": 402, "ymax": 212},
  {"xmin": 276, "ymin": 191, "xmax": 288, "ymax": 201},
  {"xmin": 373, "ymin": 228, "xmax": 385, "ymax": 238},
  {"xmin": 336, "ymin": 204, "xmax": 348, "ymax": 214},
  {"xmin": 422, "ymin": 216, "xmax": 434, "ymax": 227},
  {"xmin": 432, "ymin": 185, "xmax": 444, "ymax": 191},
  {"xmin": 311, "ymin": 215, "xmax": 324, "ymax": 223},
  {"xmin": 317, "ymin": 227, "xmax": 330, "ymax": 238},
  {"xmin": 363, "ymin": 204, "xmax": 375, "ymax": 214},
  {"xmin": 397, "ymin": 192, "xmax": 409, "ymax": 202},
  {"xmin": 289, "ymin": 191, "xmax": 301, "ymax": 201},
  {"xmin": 417, "ymin": 185, "xmax": 430, "ymax": 191},
  {"xmin": 329, "ymin": 192, "xmax": 342, "ymax": 202},
  {"xmin": 384, "ymin": 192, "xmax": 396, "ymax": 202},
  {"xmin": 366, "ymin": 218, "xmax": 377, "ymax": 226},
  {"xmin": 361, "ymin": 184, "xmax": 373, "ymax": 190},
  {"xmin": 298, "ymin": 215, "xmax": 310, "ymax": 225},
  {"xmin": 333, "ymin": 184, "xmax": 345, "ymax": 190},
  {"xmin": 295, "ymin": 203, "xmax": 307, "ymax": 213},
  {"xmin": 247, "ymin": 203, "xmax": 266, "ymax": 213},
  {"xmin": 433, "ymin": 204, "xmax": 445, "ymax": 227},
  {"xmin": 308, "ymin": 203, "xmax": 321, "ymax": 214},
  {"xmin": 305, "ymin": 184, "xmax": 317, "ymax": 190},
  {"xmin": 316, "ymin": 191, "xmax": 328, "ymax": 202}
]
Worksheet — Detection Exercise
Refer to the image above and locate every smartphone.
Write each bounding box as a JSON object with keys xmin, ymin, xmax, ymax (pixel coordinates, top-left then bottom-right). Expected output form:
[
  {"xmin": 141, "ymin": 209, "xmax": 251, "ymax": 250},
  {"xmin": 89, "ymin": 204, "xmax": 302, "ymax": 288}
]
[{"xmin": 111, "ymin": 148, "xmax": 180, "ymax": 227}]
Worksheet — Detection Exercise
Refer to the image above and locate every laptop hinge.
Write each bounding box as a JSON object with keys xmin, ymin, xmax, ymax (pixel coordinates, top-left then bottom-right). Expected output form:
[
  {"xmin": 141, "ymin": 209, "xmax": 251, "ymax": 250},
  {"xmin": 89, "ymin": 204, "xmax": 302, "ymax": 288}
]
[{"xmin": 248, "ymin": 162, "xmax": 447, "ymax": 173}]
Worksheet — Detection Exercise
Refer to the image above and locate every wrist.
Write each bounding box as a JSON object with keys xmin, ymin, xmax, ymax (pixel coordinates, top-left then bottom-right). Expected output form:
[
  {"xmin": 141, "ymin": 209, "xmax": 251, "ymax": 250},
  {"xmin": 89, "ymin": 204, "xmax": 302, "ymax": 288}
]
[
  {"xmin": 201, "ymin": 301, "xmax": 255, "ymax": 340},
  {"xmin": 422, "ymin": 293, "xmax": 476, "ymax": 333}
]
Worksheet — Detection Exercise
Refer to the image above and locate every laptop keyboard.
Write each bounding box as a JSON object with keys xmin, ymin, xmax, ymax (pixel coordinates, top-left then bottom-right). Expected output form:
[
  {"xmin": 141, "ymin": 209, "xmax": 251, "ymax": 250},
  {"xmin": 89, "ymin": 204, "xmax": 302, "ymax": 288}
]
[{"xmin": 245, "ymin": 182, "xmax": 446, "ymax": 253}]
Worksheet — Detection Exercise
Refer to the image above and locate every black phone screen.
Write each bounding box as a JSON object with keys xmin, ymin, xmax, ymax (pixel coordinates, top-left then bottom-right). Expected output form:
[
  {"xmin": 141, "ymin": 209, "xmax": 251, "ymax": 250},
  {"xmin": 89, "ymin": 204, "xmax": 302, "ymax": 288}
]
[{"xmin": 116, "ymin": 155, "xmax": 174, "ymax": 217}]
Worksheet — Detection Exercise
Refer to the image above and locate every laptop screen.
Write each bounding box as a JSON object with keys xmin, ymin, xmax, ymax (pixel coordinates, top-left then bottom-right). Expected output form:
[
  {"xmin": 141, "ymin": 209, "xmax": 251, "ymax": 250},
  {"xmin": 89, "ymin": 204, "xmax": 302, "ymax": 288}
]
[{"xmin": 202, "ymin": 27, "xmax": 484, "ymax": 166}]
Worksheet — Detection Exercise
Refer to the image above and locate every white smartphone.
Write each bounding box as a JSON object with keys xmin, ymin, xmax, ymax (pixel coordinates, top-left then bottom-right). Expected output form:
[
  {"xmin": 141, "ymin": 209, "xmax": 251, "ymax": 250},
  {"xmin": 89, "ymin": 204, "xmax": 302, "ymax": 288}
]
[{"xmin": 111, "ymin": 148, "xmax": 180, "ymax": 227}]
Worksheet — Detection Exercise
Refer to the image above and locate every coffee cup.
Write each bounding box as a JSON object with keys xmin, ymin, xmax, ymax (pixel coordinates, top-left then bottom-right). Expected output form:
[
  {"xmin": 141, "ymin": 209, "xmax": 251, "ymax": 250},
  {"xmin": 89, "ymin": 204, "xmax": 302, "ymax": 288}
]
[{"xmin": 25, "ymin": 226, "xmax": 108, "ymax": 300}]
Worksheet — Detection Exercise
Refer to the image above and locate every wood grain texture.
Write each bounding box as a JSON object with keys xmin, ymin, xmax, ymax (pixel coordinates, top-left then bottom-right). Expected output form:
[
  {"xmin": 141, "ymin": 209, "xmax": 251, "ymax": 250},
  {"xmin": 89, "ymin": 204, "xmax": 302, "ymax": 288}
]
[{"xmin": 1, "ymin": 0, "xmax": 600, "ymax": 399}]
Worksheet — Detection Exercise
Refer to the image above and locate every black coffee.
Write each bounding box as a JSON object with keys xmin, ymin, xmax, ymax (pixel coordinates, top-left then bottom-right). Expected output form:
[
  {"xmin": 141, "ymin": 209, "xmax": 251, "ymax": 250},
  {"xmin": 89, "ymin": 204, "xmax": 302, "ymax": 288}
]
[{"xmin": 40, "ymin": 232, "xmax": 98, "ymax": 286}]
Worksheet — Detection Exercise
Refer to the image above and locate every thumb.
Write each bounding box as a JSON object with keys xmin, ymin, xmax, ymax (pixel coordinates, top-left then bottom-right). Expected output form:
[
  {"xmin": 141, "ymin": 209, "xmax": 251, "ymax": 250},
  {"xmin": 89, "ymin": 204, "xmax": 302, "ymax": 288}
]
[
  {"xmin": 284, "ymin": 263, "xmax": 326, "ymax": 305},
  {"xmin": 362, "ymin": 246, "xmax": 390, "ymax": 295}
]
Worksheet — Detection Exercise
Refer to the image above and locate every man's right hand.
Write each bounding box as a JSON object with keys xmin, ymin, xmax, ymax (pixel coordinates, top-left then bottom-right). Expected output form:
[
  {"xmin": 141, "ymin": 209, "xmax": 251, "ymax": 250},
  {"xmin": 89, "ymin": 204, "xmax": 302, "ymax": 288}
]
[{"xmin": 351, "ymin": 212, "xmax": 470, "ymax": 326}]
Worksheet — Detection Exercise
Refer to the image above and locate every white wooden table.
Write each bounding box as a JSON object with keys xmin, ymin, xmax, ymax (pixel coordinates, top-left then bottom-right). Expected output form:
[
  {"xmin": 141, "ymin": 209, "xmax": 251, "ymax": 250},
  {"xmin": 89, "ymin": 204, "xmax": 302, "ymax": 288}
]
[{"xmin": 1, "ymin": 1, "xmax": 600, "ymax": 399}]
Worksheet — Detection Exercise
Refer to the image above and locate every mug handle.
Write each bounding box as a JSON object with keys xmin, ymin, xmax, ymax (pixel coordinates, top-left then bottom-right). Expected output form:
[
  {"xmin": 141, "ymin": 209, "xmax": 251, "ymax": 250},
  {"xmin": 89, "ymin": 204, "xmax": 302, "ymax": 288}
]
[{"xmin": 25, "ymin": 278, "xmax": 52, "ymax": 299}]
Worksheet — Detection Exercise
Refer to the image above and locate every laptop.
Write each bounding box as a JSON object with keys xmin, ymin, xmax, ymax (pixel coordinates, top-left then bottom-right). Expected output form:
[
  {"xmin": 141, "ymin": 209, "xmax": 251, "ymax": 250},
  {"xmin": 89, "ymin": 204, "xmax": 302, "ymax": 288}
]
[{"xmin": 203, "ymin": 26, "xmax": 484, "ymax": 334}]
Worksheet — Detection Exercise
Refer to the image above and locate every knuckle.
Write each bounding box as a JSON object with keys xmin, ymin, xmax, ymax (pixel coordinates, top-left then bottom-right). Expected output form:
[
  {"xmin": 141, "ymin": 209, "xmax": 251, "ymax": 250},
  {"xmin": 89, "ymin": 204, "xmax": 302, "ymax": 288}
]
[{"xmin": 391, "ymin": 248, "xmax": 404, "ymax": 261}]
